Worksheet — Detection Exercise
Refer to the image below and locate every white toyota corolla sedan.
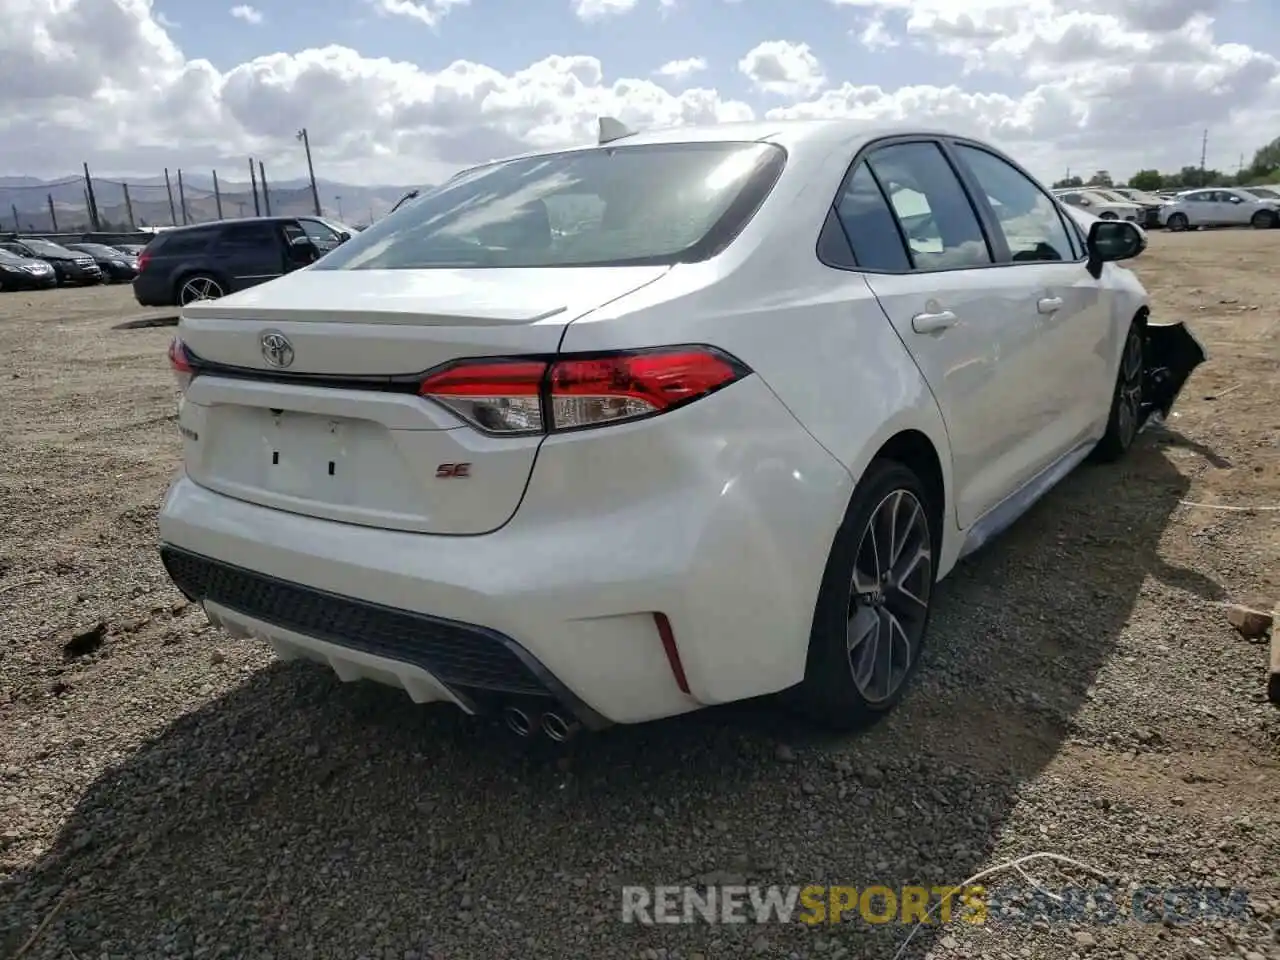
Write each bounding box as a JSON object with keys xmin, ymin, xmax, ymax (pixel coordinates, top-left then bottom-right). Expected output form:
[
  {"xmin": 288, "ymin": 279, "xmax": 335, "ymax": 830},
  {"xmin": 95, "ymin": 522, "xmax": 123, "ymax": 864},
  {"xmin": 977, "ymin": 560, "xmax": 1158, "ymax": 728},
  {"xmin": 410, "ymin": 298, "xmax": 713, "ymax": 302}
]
[{"xmin": 158, "ymin": 119, "xmax": 1204, "ymax": 740}]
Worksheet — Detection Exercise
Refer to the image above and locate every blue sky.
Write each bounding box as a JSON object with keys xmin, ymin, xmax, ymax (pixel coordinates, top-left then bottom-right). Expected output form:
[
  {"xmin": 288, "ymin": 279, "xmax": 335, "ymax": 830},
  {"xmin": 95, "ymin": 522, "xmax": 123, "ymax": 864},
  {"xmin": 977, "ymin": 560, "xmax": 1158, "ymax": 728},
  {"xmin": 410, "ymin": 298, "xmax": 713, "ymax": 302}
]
[
  {"xmin": 158, "ymin": 0, "xmax": 1275, "ymax": 102},
  {"xmin": 154, "ymin": 0, "xmax": 1019, "ymax": 98}
]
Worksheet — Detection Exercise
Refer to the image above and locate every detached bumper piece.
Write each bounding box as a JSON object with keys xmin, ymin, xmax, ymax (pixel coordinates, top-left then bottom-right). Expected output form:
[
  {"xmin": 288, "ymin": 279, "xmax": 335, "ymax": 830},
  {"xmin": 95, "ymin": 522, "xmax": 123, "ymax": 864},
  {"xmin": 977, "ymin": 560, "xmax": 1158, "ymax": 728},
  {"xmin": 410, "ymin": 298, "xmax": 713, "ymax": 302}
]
[
  {"xmin": 1142, "ymin": 320, "xmax": 1208, "ymax": 424},
  {"xmin": 159, "ymin": 546, "xmax": 608, "ymax": 729}
]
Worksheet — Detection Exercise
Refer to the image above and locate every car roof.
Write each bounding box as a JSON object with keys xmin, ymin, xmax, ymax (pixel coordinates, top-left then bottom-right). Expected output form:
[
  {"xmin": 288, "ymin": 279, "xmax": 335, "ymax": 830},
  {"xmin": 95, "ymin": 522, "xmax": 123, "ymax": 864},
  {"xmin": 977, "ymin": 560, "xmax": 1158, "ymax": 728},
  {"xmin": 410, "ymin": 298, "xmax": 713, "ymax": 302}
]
[
  {"xmin": 159, "ymin": 216, "xmax": 301, "ymax": 234},
  {"xmin": 455, "ymin": 119, "xmax": 993, "ymax": 173}
]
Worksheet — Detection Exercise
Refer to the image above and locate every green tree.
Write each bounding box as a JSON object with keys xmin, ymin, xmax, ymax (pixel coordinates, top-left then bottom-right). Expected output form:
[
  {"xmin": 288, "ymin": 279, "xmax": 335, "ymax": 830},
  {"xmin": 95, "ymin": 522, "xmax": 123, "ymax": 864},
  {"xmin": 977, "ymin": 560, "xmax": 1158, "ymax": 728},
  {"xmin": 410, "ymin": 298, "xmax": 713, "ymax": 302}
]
[
  {"xmin": 1086, "ymin": 170, "xmax": 1113, "ymax": 187},
  {"xmin": 1128, "ymin": 169, "xmax": 1163, "ymax": 191},
  {"xmin": 1246, "ymin": 136, "xmax": 1280, "ymax": 180},
  {"xmin": 1052, "ymin": 175, "xmax": 1083, "ymax": 188}
]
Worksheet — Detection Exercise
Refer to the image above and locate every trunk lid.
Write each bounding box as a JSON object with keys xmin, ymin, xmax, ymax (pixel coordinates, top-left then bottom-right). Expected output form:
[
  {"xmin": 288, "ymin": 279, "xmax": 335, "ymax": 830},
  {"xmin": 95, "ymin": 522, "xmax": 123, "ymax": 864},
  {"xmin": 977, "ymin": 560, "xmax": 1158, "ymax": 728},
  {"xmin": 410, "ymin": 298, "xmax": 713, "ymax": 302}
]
[{"xmin": 176, "ymin": 265, "xmax": 669, "ymax": 534}]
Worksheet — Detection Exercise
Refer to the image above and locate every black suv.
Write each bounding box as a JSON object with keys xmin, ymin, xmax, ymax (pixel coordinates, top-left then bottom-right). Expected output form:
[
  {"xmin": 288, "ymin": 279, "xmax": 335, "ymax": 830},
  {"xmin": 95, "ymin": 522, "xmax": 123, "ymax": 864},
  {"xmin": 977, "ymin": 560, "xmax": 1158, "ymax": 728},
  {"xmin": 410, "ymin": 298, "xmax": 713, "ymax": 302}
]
[
  {"xmin": 0, "ymin": 237, "xmax": 103, "ymax": 285},
  {"xmin": 66, "ymin": 242, "xmax": 139, "ymax": 282},
  {"xmin": 132, "ymin": 216, "xmax": 351, "ymax": 307}
]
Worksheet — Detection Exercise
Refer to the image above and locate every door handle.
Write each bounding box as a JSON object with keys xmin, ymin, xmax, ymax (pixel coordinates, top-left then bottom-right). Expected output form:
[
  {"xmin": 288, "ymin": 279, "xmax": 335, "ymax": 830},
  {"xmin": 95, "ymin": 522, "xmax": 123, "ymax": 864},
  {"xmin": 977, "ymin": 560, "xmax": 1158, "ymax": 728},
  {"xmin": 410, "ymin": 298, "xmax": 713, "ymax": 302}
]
[
  {"xmin": 911, "ymin": 310, "xmax": 958, "ymax": 334},
  {"xmin": 1037, "ymin": 297, "xmax": 1063, "ymax": 315}
]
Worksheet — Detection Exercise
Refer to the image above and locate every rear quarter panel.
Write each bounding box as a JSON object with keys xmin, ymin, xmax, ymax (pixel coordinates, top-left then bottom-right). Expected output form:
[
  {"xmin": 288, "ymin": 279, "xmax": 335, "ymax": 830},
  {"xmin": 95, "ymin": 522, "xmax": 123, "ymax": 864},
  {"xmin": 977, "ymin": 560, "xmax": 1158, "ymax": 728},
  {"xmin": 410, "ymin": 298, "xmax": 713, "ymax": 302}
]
[{"xmin": 558, "ymin": 136, "xmax": 960, "ymax": 573}]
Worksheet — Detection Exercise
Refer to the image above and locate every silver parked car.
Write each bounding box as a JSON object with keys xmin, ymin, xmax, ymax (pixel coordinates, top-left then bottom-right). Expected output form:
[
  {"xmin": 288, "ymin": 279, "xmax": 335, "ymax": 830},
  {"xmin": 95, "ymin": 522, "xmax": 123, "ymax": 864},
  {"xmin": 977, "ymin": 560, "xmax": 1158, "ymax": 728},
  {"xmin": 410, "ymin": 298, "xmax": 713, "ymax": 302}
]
[{"xmin": 1158, "ymin": 188, "xmax": 1280, "ymax": 231}]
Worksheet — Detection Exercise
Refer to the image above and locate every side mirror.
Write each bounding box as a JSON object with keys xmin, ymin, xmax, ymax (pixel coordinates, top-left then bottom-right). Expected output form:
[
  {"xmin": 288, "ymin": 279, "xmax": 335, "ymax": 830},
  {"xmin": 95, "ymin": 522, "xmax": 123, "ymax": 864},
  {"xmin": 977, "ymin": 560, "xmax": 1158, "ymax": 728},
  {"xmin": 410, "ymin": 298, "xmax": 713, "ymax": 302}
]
[
  {"xmin": 1086, "ymin": 220, "xmax": 1145, "ymax": 277},
  {"xmin": 1230, "ymin": 196, "xmax": 1243, "ymax": 203},
  {"xmin": 338, "ymin": 231, "xmax": 351, "ymax": 242}
]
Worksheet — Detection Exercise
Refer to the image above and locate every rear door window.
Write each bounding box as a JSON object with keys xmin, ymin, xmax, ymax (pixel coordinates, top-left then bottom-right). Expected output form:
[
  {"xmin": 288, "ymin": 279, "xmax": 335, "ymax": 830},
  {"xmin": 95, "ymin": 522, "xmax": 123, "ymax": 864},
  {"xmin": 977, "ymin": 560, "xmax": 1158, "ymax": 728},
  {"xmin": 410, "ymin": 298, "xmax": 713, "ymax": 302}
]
[
  {"xmin": 864, "ymin": 141, "xmax": 993, "ymax": 271},
  {"xmin": 831, "ymin": 162, "xmax": 912, "ymax": 272}
]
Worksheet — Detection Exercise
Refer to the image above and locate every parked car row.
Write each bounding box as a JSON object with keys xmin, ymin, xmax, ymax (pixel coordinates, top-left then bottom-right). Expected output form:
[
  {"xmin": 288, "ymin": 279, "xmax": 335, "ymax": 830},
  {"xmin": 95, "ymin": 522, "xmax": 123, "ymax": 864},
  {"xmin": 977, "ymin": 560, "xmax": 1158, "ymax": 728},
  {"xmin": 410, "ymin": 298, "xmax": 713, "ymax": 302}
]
[
  {"xmin": 0, "ymin": 235, "xmax": 141, "ymax": 291},
  {"xmin": 1051, "ymin": 184, "xmax": 1280, "ymax": 232}
]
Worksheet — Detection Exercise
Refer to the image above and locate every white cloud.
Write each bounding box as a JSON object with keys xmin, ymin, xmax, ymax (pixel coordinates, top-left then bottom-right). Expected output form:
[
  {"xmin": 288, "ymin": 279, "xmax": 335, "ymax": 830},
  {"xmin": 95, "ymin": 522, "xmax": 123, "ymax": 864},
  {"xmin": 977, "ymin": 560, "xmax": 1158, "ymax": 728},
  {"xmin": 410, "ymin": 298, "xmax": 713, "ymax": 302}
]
[
  {"xmin": 1, "ymin": 0, "xmax": 1277, "ymax": 188},
  {"xmin": 229, "ymin": 5, "xmax": 263, "ymax": 24},
  {"xmin": 856, "ymin": 16, "xmax": 900, "ymax": 50},
  {"xmin": 655, "ymin": 57, "xmax": 708, "ymax": 80},
  {"xmin": 738, "ymin": 41, "xmax": 827, "ymax": 98},
  {"xmin": 572, "ymin": 0, "xmax": 640, "ymax": 20},
  {"xmin": 371, "ymin": 0, "xmax": 469, "ymax": 28}
]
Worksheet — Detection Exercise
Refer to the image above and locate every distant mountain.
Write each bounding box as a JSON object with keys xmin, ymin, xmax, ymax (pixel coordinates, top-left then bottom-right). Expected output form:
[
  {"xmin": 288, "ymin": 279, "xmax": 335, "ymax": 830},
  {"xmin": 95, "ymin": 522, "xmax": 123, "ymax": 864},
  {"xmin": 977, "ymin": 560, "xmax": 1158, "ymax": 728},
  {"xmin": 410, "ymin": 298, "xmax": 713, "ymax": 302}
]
[{"xmin": 0, "ymin": 175, "xmax": 426, "ymax": 233}]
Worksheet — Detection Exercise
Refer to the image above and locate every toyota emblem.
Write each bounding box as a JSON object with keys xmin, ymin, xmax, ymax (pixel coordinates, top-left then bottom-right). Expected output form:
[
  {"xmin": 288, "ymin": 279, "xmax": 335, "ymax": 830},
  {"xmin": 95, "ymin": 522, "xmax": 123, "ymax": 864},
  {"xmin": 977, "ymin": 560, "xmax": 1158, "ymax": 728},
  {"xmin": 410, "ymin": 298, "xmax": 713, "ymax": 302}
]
[{"xmin": 260, "ymin": 331, "xmax": 294, "ymax": 368}]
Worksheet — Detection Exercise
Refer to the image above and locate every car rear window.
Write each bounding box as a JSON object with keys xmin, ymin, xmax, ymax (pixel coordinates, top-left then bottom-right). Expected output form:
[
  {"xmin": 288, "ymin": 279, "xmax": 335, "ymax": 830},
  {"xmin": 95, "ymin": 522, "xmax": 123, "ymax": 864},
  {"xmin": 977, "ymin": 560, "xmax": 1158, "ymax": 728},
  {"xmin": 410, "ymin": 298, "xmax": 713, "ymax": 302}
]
[
  {"xmin": 312, "ymin": 141, "xmax": 787, "ymax": 270},
  {"xmin": 151, "ymin": 230, "xmax": 214, "ymax": 255}
]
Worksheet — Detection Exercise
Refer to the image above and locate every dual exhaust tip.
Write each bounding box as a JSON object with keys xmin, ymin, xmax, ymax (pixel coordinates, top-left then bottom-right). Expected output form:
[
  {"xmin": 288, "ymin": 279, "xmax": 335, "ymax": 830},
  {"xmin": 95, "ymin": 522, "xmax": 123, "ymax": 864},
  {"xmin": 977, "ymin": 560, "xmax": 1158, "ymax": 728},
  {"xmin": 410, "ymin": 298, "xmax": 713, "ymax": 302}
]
[{"xmin": 503, "ymin": 705, "xmax": 579, "ymax": 742}]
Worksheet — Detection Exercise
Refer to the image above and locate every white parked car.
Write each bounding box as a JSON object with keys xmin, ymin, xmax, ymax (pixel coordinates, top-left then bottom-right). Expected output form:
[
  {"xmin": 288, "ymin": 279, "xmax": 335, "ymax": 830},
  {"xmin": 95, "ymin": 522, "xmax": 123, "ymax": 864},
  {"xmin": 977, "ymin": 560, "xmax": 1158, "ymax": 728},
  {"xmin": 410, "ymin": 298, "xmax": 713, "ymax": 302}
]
[
  {"xmin": 1053, "ymin": 188, "xmax": 1144, "ymax": 222},
  {"xmin": 159, "ymin": 120, "xmax": 1204, "ymax": 738},
  {"xmin": 1159, "ymin": 187, "xmax": 1280, "ymax": 231},
  {"xmin": 1111, "ymin": 187, "xmax": 1167, "ymax": 207}
]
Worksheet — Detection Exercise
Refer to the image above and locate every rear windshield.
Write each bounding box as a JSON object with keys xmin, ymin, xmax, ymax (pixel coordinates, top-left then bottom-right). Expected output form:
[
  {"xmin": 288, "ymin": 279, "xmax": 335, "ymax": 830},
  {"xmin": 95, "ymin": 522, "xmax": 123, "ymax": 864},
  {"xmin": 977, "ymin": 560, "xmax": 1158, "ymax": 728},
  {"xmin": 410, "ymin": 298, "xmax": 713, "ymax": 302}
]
[
  {"xmin": 313, "ymin": 141, "xmax": 787, "ymax": 270},
  {"xmin": 21, "ymin": 239, "xmax": 76, "ymax": 257}
]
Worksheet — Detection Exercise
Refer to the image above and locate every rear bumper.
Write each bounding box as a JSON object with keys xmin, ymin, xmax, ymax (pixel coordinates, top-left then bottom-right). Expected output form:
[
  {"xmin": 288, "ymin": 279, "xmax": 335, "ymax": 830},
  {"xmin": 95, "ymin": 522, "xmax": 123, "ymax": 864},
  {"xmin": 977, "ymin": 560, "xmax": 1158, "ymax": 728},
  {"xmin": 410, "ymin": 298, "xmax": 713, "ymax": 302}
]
[
  {"xmin": 157, "ymin": 375, "xmax": 855, "ymax": 725},
  {"xmin": 133, "ymin": 274, "xmax": 171, "ymax": 306}
]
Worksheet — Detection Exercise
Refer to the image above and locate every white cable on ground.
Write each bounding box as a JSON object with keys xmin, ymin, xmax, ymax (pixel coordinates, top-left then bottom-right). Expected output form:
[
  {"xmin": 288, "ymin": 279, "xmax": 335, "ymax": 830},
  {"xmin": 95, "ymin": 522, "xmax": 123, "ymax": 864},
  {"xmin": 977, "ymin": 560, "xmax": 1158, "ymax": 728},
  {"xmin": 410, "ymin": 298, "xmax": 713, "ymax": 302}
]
[
  {"xmin": 891, "ymin": 852, "xmax": 1112, "ymax": 959},
  {"xmin": 1178, "ymin": 501, "xmax": 1280, "ymax": 512}
]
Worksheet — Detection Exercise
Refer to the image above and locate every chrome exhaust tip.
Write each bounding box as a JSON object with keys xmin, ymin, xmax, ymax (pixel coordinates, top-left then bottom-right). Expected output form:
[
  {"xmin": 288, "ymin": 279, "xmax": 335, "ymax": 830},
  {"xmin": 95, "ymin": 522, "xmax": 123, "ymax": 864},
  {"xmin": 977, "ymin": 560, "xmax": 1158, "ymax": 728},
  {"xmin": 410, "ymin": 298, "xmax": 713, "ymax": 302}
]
[
  {"xmin": 541, "ymin": 711, "xmax": 580, "ymax": 742},
  {"xmin": 503, "ymin": 706, "xmax": 533, "ymax": 737}
]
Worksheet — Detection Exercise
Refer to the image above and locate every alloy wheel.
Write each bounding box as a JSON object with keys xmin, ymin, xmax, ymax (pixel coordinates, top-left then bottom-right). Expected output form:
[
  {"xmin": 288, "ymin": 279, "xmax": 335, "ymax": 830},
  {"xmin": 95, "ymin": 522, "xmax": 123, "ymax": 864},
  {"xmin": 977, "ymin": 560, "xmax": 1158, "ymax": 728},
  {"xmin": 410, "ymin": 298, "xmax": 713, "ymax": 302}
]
[
  {"xmin": 1114, "ymin": 327, "xmax": 1144, "ymax": 449},
  {"xmin": 178, "ymin": 276, "xmax": 224, "ymax": 305},
  {"xmin": 845, "ymin": 489, "xmax": 933, "ymax": 704}
]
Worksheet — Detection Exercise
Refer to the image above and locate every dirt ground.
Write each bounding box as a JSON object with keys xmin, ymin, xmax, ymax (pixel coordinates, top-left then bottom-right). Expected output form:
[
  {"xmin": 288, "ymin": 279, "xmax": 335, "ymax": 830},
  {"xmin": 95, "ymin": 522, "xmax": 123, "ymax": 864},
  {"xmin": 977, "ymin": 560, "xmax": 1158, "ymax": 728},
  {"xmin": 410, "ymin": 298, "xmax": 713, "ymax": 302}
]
[{"xmin": 0, "ymin": 234, "xmax": 1277, "ymax": 960}]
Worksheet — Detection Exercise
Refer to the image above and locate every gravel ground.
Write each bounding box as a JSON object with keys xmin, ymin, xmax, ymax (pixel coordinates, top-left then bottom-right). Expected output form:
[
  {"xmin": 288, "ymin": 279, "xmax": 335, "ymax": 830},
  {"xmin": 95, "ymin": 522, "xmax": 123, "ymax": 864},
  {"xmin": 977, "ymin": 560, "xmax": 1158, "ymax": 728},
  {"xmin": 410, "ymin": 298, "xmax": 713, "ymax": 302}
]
[{"xmin": 1, "ymin": 234, "xmax": 1277, "ymax": 960}]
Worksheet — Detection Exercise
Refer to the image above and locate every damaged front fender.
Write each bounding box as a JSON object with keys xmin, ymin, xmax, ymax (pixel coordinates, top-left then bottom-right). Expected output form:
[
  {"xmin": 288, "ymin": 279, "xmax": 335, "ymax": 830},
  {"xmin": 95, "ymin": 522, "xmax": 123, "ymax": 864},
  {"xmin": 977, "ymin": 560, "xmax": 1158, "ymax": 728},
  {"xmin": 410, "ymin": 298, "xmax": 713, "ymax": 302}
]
[{"xmin": 1141, "ymin": 320, "xmax": 1208, "ymax": 426}]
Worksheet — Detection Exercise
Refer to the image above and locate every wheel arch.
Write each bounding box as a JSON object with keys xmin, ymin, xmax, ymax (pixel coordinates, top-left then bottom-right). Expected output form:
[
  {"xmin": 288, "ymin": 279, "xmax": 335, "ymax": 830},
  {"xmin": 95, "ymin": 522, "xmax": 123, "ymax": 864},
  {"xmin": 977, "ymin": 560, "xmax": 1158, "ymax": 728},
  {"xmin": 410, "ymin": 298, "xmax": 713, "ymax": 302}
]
[
  {"xmin": 840, "ymin": 411, "xmax": 960, "ymax": 578},
  {"xmin": 874, "ymin": 430, "xmax": 946, "ymax": 554}
]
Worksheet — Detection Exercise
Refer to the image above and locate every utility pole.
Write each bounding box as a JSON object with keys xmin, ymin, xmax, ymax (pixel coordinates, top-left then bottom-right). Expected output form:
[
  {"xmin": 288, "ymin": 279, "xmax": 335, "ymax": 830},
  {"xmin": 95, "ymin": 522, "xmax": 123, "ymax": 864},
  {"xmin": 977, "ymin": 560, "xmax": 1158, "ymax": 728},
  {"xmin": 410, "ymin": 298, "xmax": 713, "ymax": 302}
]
[
  {"xmin": 212, "ymin": 170, "xmax": 224, "ymax": 219},
  {"xmin": 47, "ymin": 194, "xmax": 59, "ymax": 232},
  {"xmin": 10, "ymin": 203, "xmax": 18, "ymax": 232},
  {"xmin": 122, "ymin": 183, "xmax": 135, "ymax": 229},
  {"xmin": 297, "ymin": 128, "xmax": 322, "ymax": 215},
  {"xmin": 258, "ymin": 160, "xmax": 272, "ymax": 215},
  {"xmin": 1199, "ymin": 128, "xmax": 1208, "ymax": 186},
  {"xmin": 164, "ymin": 168, "xmax": 178, "ymax": 225},
  {"xmin": 82, "ymin": 162, "xmax": 101, "ymax": 231},
  {"xmin": 335, "ymin": 194, "xmax": 343, "ymax": 219},
  {"xmin": 177, "ymin": 169, "xmax": 189, "ymax": 224},
  {"xmin": 249, "ymin": 158, "xmax": 261, "ymax": 216}
]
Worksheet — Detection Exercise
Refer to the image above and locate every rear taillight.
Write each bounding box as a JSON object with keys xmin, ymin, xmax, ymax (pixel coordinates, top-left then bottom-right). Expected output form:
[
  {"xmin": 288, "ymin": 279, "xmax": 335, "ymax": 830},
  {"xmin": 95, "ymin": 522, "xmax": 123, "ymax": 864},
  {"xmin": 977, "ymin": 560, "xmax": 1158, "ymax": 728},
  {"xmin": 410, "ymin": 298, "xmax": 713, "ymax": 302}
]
[
  {"xmin": 136, "ymin": 252, "xmax": 151, "ymax": 273},
  {"xmin": 168, "ymin": 336, "xmax": 193, "ymax": 391},
  {"xmin": 418, "ymin": 346, "xmax": 749, "ymax": 436}
]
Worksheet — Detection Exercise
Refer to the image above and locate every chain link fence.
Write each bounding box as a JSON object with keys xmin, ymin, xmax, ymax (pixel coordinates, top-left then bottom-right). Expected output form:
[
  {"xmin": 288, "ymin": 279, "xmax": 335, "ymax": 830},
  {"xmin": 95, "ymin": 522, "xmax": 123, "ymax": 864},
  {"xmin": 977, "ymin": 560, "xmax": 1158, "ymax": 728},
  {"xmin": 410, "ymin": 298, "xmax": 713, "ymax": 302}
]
[{"xmin": 2, "ymin": 166, "xmax": 321, "ymax": 234}]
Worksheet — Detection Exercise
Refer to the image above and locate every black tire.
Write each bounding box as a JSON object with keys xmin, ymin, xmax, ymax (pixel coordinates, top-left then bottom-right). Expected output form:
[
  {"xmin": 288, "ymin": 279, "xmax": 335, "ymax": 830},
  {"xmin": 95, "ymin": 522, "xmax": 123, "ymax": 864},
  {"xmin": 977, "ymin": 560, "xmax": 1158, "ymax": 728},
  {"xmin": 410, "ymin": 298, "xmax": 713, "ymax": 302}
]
[
  {"xmin": 1251, "ymin": 210, "xmax": 1276, "ymax": 230},
  {"xmin": 1099, "ymin": 211, "xmax": 1119, "ymax": 220},
  {"xmin": 1092, "ymin": 319, "xmax": 1145, "ymax": 463},
  {"xmin": 1166, "ymin": 212, "xmax": 1189, "ymax": 232},
  {"xmin": 789, "ymin": 459, "xmax": 938, "ymax": 731}
]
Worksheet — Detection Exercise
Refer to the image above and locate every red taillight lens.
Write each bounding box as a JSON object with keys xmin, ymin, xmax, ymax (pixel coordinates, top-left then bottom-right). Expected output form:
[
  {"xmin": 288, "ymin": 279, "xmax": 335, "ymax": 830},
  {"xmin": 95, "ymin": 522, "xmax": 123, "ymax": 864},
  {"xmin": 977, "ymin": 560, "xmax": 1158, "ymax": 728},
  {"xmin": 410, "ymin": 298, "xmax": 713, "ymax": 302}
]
[
  {"xmin": 136, "ymin": 251, "xmax": 151, "ymax": 273},
  {"xmin": 418, "ymin": 347, "xmax": 748, "ymax": 435},
  {"xmin": 418, "ymin": 359, "xmax": 547, "ymax": 435},
  {"xmin": 168, "ymin": 336, "xmax": 193, "ymax": 391}
]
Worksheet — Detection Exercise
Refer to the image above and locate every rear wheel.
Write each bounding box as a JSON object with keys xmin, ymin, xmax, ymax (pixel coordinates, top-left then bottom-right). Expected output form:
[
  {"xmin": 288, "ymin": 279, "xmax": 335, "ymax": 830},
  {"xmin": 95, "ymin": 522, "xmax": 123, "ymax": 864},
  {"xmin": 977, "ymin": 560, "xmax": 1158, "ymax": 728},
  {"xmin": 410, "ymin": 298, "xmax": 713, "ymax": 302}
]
[
  {"xmin": 1093, "ymin": 319, "xmax": 1145, "ymax": 463},
  {"xmin": 1251, "ymin": 210, "xmax": 1276, "ymax": 229},
  {"xmin": 791, "ymin": 460, "xmax": 936, "ymax": 731},
  {"xmin": 1100, "ymin": 211, "xmax": 1119, "ymax": 220},
  {"xmin": 177, "ymin": 274, "xmax": 225, "ymax": 306},
  {"xmin": 1166, "ymin": 212, "xmax": 1189, "ymax": 232}
]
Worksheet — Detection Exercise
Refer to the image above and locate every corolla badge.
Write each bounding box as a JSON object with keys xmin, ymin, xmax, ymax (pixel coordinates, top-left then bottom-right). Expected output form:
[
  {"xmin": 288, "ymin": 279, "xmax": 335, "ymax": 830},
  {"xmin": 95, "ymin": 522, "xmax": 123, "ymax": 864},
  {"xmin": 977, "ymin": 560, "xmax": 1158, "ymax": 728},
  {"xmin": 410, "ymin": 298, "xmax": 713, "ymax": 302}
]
[{"xmin": 260, "ymin": 331, "xmax": 295, "ymax": 368}]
